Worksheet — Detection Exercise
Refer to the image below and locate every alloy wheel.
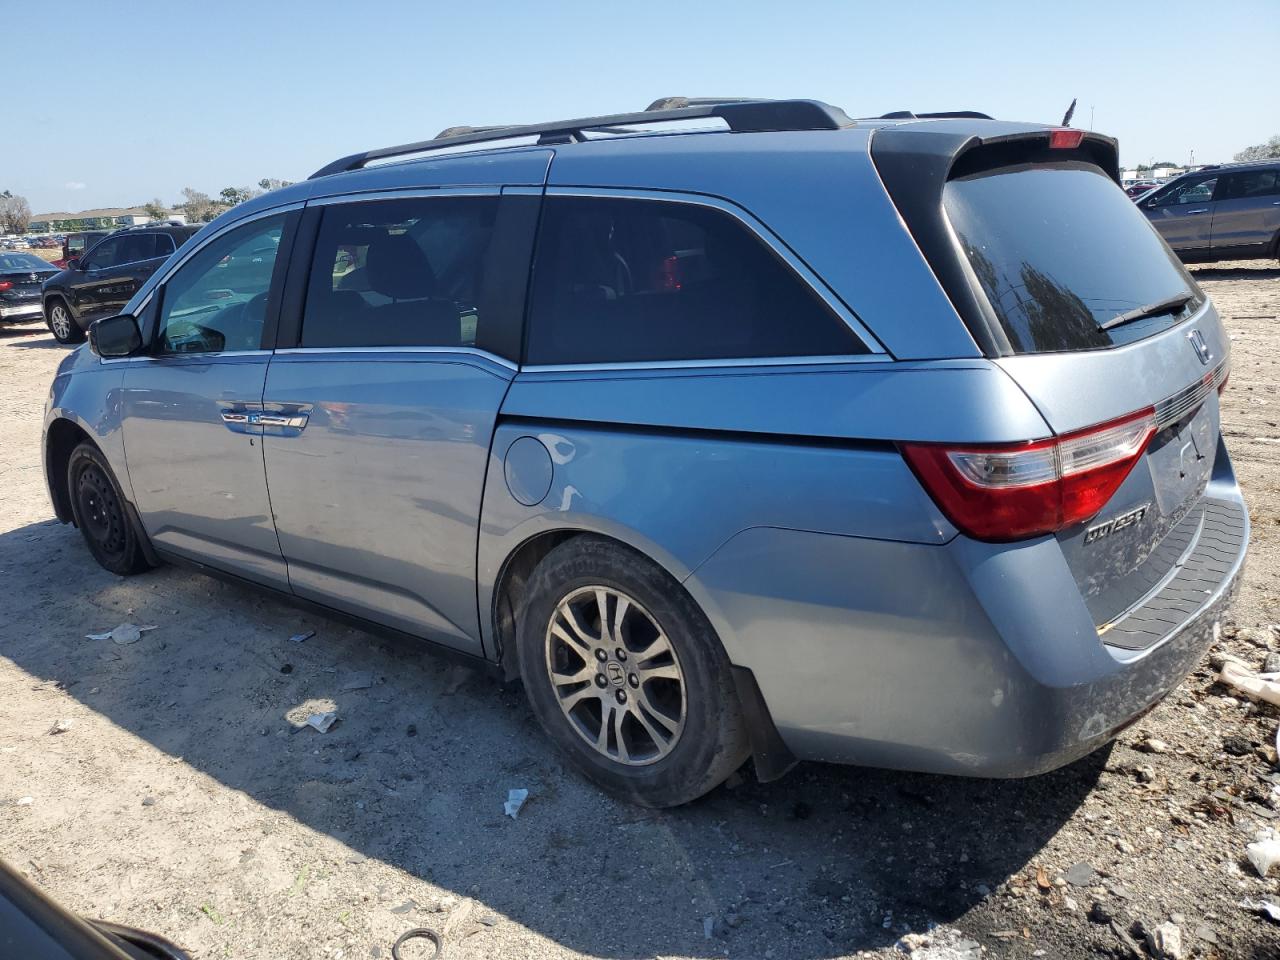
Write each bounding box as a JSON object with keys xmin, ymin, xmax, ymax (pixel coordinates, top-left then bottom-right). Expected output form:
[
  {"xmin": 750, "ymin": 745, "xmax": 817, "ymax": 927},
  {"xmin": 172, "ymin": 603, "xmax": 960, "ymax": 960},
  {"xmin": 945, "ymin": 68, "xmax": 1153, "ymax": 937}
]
[
  {"xmin": 544, "ymin": 585, "xmax": 687, "ymax": 766},
  {"xmin": 50, "ymin": 303, "xmax": 72, "ymax": 340}
]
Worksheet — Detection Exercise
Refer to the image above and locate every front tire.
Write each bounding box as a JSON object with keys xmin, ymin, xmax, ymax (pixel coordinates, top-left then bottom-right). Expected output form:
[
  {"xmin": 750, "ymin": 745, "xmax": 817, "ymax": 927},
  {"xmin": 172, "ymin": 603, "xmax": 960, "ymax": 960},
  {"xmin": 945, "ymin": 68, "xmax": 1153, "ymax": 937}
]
[
  {"xmin": 67, "ymin": 442, "xmax": 150, "ymax": 575},
  {"xmin": 516, "ymin": 536, "xmax": 749, "ymax": 807},
  {"xmin": 45, "ymin": 297, "xmax": 84, "ymax": 344}
]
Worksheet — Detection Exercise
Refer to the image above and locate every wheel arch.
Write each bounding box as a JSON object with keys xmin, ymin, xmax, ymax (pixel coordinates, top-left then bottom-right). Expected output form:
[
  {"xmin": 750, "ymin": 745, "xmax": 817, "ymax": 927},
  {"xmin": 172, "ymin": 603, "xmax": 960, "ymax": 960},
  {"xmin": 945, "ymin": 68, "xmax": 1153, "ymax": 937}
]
[
  {"xmin": 486, "ymin": 522, "xmax": 797, "ymax": 783},
  {"xmin": 44, "ymin": 416, "xmax": 93, "ymax": 523}
]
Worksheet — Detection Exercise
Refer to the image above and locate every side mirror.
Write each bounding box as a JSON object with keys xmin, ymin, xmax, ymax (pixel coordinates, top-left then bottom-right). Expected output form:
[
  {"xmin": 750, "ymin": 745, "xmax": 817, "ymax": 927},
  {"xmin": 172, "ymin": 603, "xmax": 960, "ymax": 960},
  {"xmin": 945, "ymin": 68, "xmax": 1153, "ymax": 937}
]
[
  {"xmin": 66, "ymin": 257, "xmax": 80, "ymax": 271},
  {"xmin": 88, "ymin": 313, "xmax": 143, "ymax": 358}
]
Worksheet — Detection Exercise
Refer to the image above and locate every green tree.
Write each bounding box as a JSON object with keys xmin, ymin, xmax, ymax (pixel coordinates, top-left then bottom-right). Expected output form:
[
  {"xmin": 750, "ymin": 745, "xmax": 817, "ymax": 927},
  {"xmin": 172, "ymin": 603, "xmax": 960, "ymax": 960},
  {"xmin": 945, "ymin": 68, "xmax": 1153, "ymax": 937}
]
[
  {"xmin": 178, "ymin": 187, "xmax": 221, "ymax": 223},
  {"xmin": 1235, "ymin": 135, "xmax": 1280, "ymax": 162},
  {"xmin": 219, "ymin": 186, "xmax": 258, "ymax": 206},
  {"xmin": 258, "ymin": 178, "xmax": 293, "ymax": 191},
  {"xmin": 143, "ymin": 198, "xmax": 169, "ymax": 221}
]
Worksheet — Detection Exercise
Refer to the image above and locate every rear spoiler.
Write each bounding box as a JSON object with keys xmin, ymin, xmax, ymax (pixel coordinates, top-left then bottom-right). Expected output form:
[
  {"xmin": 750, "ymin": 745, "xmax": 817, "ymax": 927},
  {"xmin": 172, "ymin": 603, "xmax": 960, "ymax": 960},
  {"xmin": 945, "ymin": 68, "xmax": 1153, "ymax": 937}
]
[{"xmin": 870, "ymin": 122, "xmax": 1120, "ymax": 357}]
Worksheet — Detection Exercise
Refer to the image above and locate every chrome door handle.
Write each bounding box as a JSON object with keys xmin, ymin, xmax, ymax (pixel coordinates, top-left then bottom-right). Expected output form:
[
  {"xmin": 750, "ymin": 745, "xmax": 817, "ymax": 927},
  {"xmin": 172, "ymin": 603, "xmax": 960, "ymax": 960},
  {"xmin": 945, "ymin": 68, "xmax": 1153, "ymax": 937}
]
[
  {"xmin": 220, "ymin": 411, "xmax": 251, "ymax": 425},
  {"xmin": 1185, "ymin": 208, "xmax": 1208, "ymax": 215},
  {"xmin": 252, "ymin": 413, "xmax": 309, "ymax": 429}
]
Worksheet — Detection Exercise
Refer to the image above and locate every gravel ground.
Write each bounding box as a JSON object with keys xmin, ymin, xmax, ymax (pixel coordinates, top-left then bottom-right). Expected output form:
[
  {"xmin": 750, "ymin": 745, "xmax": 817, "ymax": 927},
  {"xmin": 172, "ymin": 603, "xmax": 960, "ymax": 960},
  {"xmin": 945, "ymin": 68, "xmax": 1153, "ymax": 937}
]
[{"xmin": 1, "ymin": 262, "xmax": 1278, "ymax": 960}]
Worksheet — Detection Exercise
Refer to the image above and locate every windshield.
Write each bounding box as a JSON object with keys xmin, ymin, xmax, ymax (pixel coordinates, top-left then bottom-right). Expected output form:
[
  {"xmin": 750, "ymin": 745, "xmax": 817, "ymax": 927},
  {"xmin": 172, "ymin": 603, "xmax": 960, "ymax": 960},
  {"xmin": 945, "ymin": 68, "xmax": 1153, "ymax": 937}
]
[
  {"xmin": 0, "ymin": 253, "xmax": 54, "ymax": 271},
  {"xmin": 944, "ymin": 161, "xmax": 1201, "ymax": 353}
]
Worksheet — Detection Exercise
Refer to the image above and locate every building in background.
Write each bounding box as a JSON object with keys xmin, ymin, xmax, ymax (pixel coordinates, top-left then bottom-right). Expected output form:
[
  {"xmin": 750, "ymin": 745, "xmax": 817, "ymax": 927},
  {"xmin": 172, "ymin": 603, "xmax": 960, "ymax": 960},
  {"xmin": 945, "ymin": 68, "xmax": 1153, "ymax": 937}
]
[{"xmin": 26, "ymin": 207, "xmax": 186, "ymax": 233}]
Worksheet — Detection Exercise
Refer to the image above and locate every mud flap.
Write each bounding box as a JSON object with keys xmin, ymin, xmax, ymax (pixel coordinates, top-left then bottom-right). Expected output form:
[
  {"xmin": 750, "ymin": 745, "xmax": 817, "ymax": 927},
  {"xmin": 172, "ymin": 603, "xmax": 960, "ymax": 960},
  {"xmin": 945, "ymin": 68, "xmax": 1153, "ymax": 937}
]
[{"xmin": 731, "ymin": 665, "xmax": 798, "ymax": 782}]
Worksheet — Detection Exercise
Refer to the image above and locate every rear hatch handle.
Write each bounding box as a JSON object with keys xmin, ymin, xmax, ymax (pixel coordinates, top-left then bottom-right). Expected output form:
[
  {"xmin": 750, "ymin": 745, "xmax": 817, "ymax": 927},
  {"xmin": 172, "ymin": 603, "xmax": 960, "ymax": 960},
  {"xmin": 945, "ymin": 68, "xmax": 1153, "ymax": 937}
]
[{"xmin": 1098, "ymin": 292, "xmax": 1194, "ymax": 333}]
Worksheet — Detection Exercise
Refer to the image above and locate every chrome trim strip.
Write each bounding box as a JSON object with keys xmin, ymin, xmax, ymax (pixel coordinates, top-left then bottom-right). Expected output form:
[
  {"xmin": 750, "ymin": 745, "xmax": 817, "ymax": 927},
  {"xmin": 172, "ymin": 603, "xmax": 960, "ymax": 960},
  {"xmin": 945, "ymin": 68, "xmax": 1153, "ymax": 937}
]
[
  {"xmin": 1154, "ymin": 358, "xmax": 1227, "ymax": 430},
  {"xmin": 543, "ymin": 186, "xmax": 887, "ymax": 355},
  {"xmin": 274, "ymin": 345, "xmax": 517, "ymax": 371},
  {"xmin": 521, "ymin": 354, "xmax": 888, "ymax": 374},
  {"xmin": 308, "ymin": 186, "xmax": 501, "ymax": 206},
  {"xmin": 100, "ymin": 349, "xmax": 272, "ymax": 365}
]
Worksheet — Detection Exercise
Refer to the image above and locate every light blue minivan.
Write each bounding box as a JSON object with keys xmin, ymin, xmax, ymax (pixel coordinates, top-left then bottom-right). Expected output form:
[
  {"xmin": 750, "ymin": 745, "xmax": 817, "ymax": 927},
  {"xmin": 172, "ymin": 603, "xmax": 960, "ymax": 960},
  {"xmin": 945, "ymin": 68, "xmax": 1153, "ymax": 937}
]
[{"xmin": 44, "ymin": 99, "xmax": 1247, "ymax": 806}]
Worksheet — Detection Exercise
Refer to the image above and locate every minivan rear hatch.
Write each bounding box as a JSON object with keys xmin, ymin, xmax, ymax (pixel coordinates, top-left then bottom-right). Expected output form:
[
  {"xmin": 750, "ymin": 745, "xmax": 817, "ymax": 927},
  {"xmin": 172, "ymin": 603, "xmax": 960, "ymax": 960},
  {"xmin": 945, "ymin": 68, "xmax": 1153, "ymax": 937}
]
[{"xmin": 873, "ymin": 121, "xmax": 1233, "ymax": 644}]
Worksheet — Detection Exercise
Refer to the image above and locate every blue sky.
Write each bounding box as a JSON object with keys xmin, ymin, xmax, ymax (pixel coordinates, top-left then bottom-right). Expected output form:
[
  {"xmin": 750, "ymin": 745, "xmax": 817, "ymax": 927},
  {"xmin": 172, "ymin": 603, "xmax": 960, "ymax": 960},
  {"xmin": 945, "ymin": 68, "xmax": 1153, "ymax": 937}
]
[{"xmin": 11, "ymin": 0, "xmax": 1278, "ymax": 213}]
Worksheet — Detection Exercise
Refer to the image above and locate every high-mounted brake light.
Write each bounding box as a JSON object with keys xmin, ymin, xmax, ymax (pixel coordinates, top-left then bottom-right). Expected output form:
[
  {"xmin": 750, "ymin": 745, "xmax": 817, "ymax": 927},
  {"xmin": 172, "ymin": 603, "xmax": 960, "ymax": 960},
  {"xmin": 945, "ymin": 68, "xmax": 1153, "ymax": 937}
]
[
  {"xmin": 901, "ymin": 408, "xmax": 1157, "ymax": 542},
  {"xmin": 1049, "ymin": 128, "xmax": 1086, "ymax": 150}
]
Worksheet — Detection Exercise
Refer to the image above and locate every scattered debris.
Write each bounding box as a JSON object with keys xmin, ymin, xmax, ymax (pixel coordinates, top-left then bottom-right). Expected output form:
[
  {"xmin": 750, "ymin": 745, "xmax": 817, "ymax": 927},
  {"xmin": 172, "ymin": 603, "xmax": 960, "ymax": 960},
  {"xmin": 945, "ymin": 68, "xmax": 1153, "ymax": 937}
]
[
  {"xmin": 1108, "ymin": 920, "xmax": 1144, "ymax": 960},
  {"xmin": 476, "ymin": 914, "xmax": 500, "ymax": 927},
  {"xmin": 85, "ymin": 623, "xmax": 157, "ymax": 645},
  {"xmin": 1263, "ymin": 651, "xmax": 1280, "ymax": 674},
  {"xmin": 280, "ymin": 663, "xmax": 293, "ymax": 674},
  {"xmin": 1062, "ymin": 861, "xmax": 1097, "ymax": 887},
  {"xmin": 141, "ymin": 796, "xmax": 155, "ymax": 807},
  {"xmin": 406, "ymin": 724, "xmax": 417, "ymax": 737},
  {"xmin": 1194, "ymin": 924, "xmax": 1219, "ymax": 945},
  {"xmin": 1240, "ymin": 897, "xmax": 1280, "ymax": 923},
  {"xmin": 1137, "ymin": 737, "xmax": 1170, "ymax": 754},
  {"xmin": 893, "ymin": 927, "xmax": 982, "ymax": 958},
  {"xmin": 504, "ymin": 788, "xmax": 529, "ymax": 819},
  {"xmin": 1219, "ymin": 659, "xmax": 1280, "ymax": 707},
  {"xmin": 288, "ymin": 631, "xmax": 314, "ymax": 644},
  {"xmin": 304, "ymin": 712, "xmax": 337, "ymax": 733},
  {"xmin": 1223, "ymin": 734, "xmax": 1254, "ymax": 756},
  {"xmin": 1246, "ymin": 834, "xmax": 1280, "ymax": 876},
  {"xmin": 391, "ymin": 927, "xmax": 442, "ymax": 960},
  {"xmin": 1088, "ymin": 901, "xmax": 1114, "ymax": 924},
  {"xmin": 15, "ymin": 796, "xmax": 33, "ymax": 806},
  {"xmin": 389, "ymin": 901, "xmax": 416, "ymax": 915},
  {"xmin": 47, "ymin": 718, "xmax": 73, "ymax": 735},
  {"xmin": 1146, "ymin": 921, "xmax": 1183, "ymax": 960},
  {"xmin": 1136, "ymin": 765, "xmax": 1157, "ymax": 783},
  {"xmin": 340, "ymin": 671, "xmax": 374, "ymax": 691}
]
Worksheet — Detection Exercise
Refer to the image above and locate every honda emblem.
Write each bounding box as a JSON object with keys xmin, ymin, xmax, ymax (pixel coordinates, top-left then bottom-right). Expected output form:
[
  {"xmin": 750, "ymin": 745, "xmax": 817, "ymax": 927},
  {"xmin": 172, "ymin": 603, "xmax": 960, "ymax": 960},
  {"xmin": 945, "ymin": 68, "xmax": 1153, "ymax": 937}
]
[{"xmin": 1187, "ymin": 329, "xmax": 1210, "ymax": 365}]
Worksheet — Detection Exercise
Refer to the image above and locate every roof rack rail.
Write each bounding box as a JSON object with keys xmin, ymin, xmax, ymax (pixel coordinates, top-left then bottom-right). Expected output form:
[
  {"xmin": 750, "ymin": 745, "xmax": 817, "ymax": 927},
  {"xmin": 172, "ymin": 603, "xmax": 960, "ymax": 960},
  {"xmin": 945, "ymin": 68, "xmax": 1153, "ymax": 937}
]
[
  {"xmin": 309, "ymin": 98, "xmax": 854, "ymax": 179},
  {"xmin": 877, "ymin": 110, "xmax": 995, "ymax": 120}
]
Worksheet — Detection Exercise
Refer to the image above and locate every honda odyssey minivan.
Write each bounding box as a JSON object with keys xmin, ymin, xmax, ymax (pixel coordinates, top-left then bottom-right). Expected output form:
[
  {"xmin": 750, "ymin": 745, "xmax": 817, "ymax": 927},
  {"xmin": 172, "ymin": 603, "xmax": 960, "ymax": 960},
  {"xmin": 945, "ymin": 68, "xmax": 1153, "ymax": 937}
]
[{"xmin": 43, "ymin": 99, "xmax": 1248, "ymax": 806}]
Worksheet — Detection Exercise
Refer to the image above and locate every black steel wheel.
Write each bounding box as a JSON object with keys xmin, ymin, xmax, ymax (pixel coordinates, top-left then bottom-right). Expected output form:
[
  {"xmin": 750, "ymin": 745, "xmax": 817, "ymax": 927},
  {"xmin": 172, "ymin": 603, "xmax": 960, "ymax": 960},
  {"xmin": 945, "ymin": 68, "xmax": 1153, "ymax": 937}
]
[{"xmin": 67, "ymin": 442, "xmax": 150, "ymax": 575}]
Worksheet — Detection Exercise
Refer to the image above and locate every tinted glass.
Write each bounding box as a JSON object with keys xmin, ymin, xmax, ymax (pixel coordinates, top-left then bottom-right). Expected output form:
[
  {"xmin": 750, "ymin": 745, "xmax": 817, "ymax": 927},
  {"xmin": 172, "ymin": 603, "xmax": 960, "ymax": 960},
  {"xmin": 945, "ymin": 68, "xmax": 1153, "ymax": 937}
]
[
  {"xmin": 1222, "ymin": 169, "xmax": 1280, "ymax": 199},
  {"xmin": 157, "ymin": 215, "xmax": 286, "ymax": 354},
  {"xmin": 944, "ymin": 163, "xmax": 1200, "ymax": 353},
  {"xmin": 80, "ymin": 236, "xmax": 123, "ymax": 270},
  {"xmin": 526, "ymin": 197, "xmax": 863, "ymax": 364},
  {"xmin": 153, "ymin": 233, "xmax": 176, "ymax": 256},
  {"xmin": 1150, "ymin": 176, "xmax": 1218, "ymax": 207},
  {"xmin": 301, "ymin": 196, "xmax": 498, "ymax": 348},
  {"xmin": 0, "ymin": 253, "xmax": 54, "ymax": 271}
]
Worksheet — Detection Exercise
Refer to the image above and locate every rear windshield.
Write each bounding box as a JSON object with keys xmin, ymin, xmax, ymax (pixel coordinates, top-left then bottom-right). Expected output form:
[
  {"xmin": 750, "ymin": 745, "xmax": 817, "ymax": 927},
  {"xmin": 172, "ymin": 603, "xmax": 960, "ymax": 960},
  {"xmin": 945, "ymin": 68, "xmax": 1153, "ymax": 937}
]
[{"xmin": 944, "ymin": 162, "xmax": 1201, "ymax": 353}]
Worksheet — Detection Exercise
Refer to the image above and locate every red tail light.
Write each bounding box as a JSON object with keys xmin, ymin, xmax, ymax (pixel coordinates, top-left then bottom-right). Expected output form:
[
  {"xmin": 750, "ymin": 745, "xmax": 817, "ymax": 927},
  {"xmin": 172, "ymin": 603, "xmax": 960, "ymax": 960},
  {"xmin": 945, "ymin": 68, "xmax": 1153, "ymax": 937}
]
[
  {"xmin": 0, "ymin": 281, "xmax": 11, "ymax": 291},
  {"xmin": 1049, "ymin": 128, "xmax": 1085, "ymax": 149},
  {"xmin": 901, "ymin": 409, "xmax": 1157, "ymax": 542}
]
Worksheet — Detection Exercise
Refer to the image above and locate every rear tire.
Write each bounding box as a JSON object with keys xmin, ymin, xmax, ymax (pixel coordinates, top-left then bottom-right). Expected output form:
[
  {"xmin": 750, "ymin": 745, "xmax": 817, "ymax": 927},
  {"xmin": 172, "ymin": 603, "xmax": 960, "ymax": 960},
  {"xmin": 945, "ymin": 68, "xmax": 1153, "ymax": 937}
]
[
  {"xmin": 46, "ymin": 297, "xmax": 84, "ymax": 344},
  {"xmin": 516, "ymin": 536, "xmax": 749, "ymax": 807},
  {"xmin": 66, "ymin": 442, "xmax": 150, "ymax": 575}
]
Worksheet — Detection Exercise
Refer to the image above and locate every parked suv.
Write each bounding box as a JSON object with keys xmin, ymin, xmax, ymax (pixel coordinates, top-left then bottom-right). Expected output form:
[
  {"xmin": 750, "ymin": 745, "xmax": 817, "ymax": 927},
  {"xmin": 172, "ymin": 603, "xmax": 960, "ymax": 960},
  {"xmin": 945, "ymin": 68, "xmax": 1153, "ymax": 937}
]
[
  {"xmin": 43, "ymin": 100, "xmax": 1247, "ymax": 806},
  {"xmin": 41, "ymin": 223, "xmax": 198, "ymax": 343},
  {"xmin": 1140, "ymin": 158, "xmax": 1280, "ymax": 263}
]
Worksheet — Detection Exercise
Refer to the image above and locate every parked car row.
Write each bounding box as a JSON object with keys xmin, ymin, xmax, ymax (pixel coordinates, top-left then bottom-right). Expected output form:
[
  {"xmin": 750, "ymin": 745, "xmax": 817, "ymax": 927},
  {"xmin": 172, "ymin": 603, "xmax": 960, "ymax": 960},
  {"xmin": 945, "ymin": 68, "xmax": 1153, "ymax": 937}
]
[
  {"xmin": 43, "ymin": 100, "xmax": 1247, "ymax": 808},
  {"xmin": 1139, "ymin": 158, "xmax": 1280, "ymax": 263}
]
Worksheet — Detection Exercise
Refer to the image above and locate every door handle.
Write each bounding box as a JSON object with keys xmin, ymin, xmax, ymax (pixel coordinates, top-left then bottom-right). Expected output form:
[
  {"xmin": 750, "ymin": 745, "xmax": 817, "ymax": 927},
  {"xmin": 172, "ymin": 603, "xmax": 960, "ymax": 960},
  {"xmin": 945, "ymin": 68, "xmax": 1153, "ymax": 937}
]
[
  {"xmin": 252, "ymin": 412, "xmax": 309, "ymax": 429},
  {"xmin": 220, "ymin": 411, "xmax": 251, "ymax": 425},
  {"xmin": 1185, "ymin": 208, "xmax": 1208, "ymax": 215}
]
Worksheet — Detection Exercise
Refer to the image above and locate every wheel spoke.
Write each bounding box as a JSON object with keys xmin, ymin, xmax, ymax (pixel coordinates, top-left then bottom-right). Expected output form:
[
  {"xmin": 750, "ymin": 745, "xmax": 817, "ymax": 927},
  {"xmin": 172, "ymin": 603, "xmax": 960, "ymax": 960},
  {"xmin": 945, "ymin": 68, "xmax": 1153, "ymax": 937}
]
[
  {"xmin": 612, "ymin": 706, "xmax": 630, "ymax": 763},
  {"xmin": 550, "ymin": 663, "xmax": 595, "ymax": 688},
  {"xmin": 611, "ymin": 595, "xmax": 630, "ymax": 647},
  {"xmin": 550, "ymin": 612, "xmax": 593, "ymax": 659},
  {"xmin": 630, "ymin": 701, "xmax": 674, "ymax": 753},
  {"xmin": 559, "ymin": 685, "xmax": 598, "ymax": 711},
  {"xmin": 636, "ymin": 686, "xmax": 681, "ymax": 735},
  {"xmin": 635, "ymin": 632, "xmax": 674, "ymax": 669},
  {"xmin": 640, "ymin": 662, "xmax": 681, "ymax": 682},
  {"xmin": 596, "ymin": 702, "xmax": 614, "ymax": 753}
]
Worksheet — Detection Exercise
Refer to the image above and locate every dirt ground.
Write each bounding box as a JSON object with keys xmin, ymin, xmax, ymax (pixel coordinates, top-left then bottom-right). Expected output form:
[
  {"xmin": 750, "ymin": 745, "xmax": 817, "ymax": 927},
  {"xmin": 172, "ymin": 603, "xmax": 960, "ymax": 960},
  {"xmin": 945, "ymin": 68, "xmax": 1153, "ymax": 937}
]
[{"xmin": 2, "ymin": 263, "xmax": 1279, "ymax": 960}]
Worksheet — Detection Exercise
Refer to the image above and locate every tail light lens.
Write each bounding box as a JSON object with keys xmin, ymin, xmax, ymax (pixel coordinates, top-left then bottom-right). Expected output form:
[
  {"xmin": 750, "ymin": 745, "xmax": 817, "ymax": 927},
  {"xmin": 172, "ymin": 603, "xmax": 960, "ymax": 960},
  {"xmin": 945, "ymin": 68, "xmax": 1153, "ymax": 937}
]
[
  {"xmin": 901, "ymin": 409, "xmax": 1157, "ymax": 542},
  {"xmin": 0, "ymin": 281, "xmax": 11, "ymax": 291}
]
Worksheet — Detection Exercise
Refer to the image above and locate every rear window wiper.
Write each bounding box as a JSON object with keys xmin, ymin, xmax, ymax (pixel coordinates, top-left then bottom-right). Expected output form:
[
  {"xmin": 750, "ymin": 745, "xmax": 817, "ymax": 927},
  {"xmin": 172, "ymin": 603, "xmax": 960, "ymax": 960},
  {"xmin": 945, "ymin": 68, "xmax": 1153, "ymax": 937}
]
[{"xmin": 1098, "ymin": 292, "xmax": 1194, "ymax": 332}]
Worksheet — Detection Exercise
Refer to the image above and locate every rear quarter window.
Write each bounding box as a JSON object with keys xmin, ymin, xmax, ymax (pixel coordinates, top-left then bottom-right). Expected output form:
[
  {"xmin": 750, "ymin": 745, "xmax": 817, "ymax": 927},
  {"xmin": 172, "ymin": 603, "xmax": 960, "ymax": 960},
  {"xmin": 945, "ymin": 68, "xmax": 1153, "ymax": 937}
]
[
  {"xmin": 525, "ymin": 196, "xmax": 866, "ymax": 365},
  {"xmin": 944, "ymin": 162, "xmax": 1202, "ymax": 353}
]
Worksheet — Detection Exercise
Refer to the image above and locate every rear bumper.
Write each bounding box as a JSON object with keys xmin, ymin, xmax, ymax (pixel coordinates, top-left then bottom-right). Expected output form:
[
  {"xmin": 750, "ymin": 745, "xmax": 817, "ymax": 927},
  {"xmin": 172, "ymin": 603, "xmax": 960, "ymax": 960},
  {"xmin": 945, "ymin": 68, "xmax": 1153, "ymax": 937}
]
[
  {"xmin": 688, "ymin": 451, "xmax": 1248, "ymax": 778},
  {"xmin": 0, "ymin": 301, "xmax": 42, "ymax": 323}
]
